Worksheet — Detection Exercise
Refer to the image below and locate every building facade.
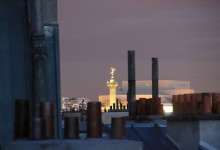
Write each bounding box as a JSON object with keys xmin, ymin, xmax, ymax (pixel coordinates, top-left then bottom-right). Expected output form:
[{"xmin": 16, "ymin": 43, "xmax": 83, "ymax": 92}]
[
  {"xmin": 99, "ymin": 80, "xmax": 194, "ymax": 112},
  {"xmin": 61, "ymin": 97, "xmax": 90, "ymax": 112}
]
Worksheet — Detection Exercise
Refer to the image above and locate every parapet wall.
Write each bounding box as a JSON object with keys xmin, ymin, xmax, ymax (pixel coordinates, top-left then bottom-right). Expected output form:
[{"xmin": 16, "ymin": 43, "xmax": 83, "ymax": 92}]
[
  {"xmin": 166, "ymin": 115, "xmax": 220, "ymax": 150},
  {"xmin": 2, "ymin": 139, "xmax": 142, "ymax": 150}
]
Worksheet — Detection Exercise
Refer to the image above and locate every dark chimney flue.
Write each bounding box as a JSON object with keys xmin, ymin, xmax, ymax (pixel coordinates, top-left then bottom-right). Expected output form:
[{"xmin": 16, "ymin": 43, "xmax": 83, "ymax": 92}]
[
  {"xmin": 152, "ymin": 58, "xmax": 158, "ymax": 100},
  {"xmin": 127, "ymin": 50, "xmax": 136, "ymax": 116}
]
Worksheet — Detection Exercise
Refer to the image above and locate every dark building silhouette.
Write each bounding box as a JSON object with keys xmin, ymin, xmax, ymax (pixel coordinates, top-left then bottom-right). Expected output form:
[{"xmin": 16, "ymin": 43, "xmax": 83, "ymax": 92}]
[{"xmin": 0, "ymin": 0, "xmax": 61, "ymax": 143}]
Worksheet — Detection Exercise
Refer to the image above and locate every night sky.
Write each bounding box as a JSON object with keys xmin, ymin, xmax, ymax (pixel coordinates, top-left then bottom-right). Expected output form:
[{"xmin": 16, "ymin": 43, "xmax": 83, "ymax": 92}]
[{"xmin": 58, "ymin": 0, "xmax": 220, "ymax": 101}]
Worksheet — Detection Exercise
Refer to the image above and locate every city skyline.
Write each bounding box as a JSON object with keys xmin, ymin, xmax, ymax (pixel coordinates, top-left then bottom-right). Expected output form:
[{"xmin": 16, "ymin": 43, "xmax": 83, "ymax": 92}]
[{"xmin": 58, "ymin": 0, "xmax": 220, "ymax": 101}]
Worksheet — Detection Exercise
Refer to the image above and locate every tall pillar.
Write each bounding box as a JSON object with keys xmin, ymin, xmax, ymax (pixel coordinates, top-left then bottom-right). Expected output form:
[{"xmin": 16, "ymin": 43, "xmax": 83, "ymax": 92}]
[
  {"xmin": 127, "ymin": 50, "xmax": 136, "ymax": 116},
  {"xmin": 107, "ymin": 67, "xmax": 118, "ymax": 108},
  {"xmin": 152, "ymin": 58, "xmax": 158, "ymax": 100}
]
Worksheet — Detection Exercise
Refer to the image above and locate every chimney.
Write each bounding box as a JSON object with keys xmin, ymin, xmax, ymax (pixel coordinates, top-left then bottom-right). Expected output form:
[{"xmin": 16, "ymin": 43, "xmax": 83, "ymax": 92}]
[
  {"xmin": 152, "ymin": 58, "xmax": 158, "ymax": 100},
  {"xmin": 127, "ymin": 50, "xmax": 136, "ymax": 116}
]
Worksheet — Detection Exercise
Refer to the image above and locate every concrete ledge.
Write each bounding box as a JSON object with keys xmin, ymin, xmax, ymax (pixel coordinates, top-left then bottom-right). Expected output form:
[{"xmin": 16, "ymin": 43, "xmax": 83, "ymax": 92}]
[
  {"xmin": 2, "ymin": 139, "xmax": 142, "ymax": 150},
  {"xmin": 167, "ymin": 120, "xmax": 220, "ymax": 150},
  {"xmin": 166, "ymin": 135, "xmax": 181, "ymax": 150},
  {"xmin": 102, "ymin": 112, "xmax": 129, "ymax": 124},
  {"xmin": 166, "ymin": 114, "xmax": 220, "ymax": 121},
  {"xmin": 199, "ymin": 141, "xmax": 218, "ymax": 150}
]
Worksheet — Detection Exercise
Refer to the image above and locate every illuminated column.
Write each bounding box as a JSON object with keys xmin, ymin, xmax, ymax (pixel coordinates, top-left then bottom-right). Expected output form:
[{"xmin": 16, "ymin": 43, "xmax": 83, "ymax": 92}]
[{"xmin": 107, "ymin": 67, "xmax": 118, "ymax": 108}]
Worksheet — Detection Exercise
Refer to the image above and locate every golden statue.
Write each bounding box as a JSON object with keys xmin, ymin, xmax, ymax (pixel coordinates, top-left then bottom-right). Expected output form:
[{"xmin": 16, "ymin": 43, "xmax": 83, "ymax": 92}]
[{"xmin": 110, "ymin": 67, "xmax": 116, "ymax": 78}]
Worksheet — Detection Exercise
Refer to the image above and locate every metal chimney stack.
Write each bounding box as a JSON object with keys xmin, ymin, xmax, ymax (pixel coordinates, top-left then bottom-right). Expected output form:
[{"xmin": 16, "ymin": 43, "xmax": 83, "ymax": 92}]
[
  {"xmin": 152, "ymin": 58, "xmax": 158, "ymax": 100},
  {"xmin": 127, "ymin": 50, "xmax": 136, "ymax": 116}
]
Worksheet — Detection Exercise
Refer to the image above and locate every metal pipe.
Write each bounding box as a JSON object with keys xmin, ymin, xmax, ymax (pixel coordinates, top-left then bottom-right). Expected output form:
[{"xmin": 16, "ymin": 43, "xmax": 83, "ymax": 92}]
[
  {"xmin": 172, "ymin": 95, "xmax": 178, "ymax": 114},
  {"xmin": 184, "ymin": 94, "xmax": 191, "ymax": 114},
  {"xmin": 178, "ymin": 95, "xmax": 184, "ymax": 114},
  {"xmin": 30, "ymin": 0, "xmax": 47, "ymax": 119},
  {"xmin": 127, "ymin": 50, "xmax": 136, "ymax": 116},
  {"xmin": 190, "ymin": 94, "xmax": 196, "ymax": 114},
  {"xmin": 212, "ymin": 93, "xmax": 220, "ymax": 113},
  {"xmin": 29, "ymin": 118, "xmax": 43, "ymax": 140},
  {"xmin": 139, "ymin": 98, "xmax": 148, "ymax": 115},
  {"xmin": 31, "ymin": 0, "xmax": 44, "ymax": 34},
  {"xmin": 116, "ymin": 98, "xmax": 119, "ymax": 109},
  {"xmin": 87, "ymin": 102, "xmax": 102, "ymax": 138},
  {"xmin": 40, "ymin": 102, "xmax": 55, "ymax": 139},
  {"xmin": 40, "ymin": 101, "xmax": 54, "ymax": 117},
  {"xmin": 64, "ymin": 117, "xmax": 79, "ymax": 139},
  {"xmin": 217, "ymin": 101, "xmax": 220, "ymax": 113},
  {"xmin": 120, "ymin": 102, "xmax": 122, "ymax": 110},
  {"xmin": 30, "ymin": 0, "xmax": 48, "ymax": 139},
  {"xmin": 152, "ymin": 58, "xmax": 158, "ymax": 100},
  {"xmin": 195, "ymin": 93, "xmax": 202, "ymax": 113},
  {"xmin": 111, "ymin": 117, "xmax": 125, "ymax": 139},
  {"xmin": 113, "ymin": 103, "xmax": 115, "ymax": 110},
  {"xmin": 202, "ymin": 93, "xmax": 211, "ymax": 114},
  {"xmin": 14, "ymin": 99, "xmax": 30, "ymax": 139}
]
